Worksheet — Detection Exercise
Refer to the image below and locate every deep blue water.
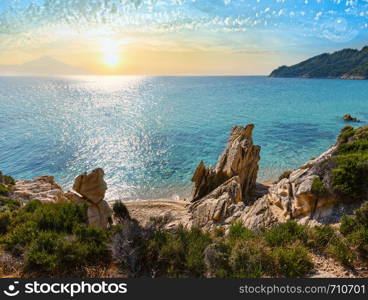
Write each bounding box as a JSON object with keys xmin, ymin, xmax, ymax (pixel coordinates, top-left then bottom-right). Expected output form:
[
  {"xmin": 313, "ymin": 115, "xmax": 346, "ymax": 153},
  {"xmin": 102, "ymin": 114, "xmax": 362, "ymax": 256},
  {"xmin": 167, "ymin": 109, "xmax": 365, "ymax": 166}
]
[{"xmin": 1, "ymin": 76, "xmax": 367, "ymax": 201}]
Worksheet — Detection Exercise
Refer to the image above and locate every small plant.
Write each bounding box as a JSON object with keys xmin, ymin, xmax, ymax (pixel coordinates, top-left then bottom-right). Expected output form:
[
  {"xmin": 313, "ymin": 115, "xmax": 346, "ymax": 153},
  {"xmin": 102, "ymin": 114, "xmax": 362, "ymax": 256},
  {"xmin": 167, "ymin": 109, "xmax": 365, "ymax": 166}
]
[
  {"xmin": 204, "ymin": 243, "xmax": 230, "ymax": 277},
  {"xmin": 331, "ymin": 153, "xmax": 368, "ymax": 201},
  {"xmin": 112, "ymin": 201, "xmax": 130, "ymax": 223},
  {"xmin": 311, "ymin": 177, "xmax": 328, "ymax": 198},
  {"xmin": 228, "ymin": 222, "xmax": 255, "ymax": 245},
  {"xmin": 229, "ymin": 240, "xmax": 271, "ymax": 278},
  {"xmin": 0, "ymin": 197, "xmax": 21, "ymax": 212},
  {"xmin": 0, "ymin": 184, "xmax": 10, "ymax": 196},
  {"xmin": 326, "ymin": 236, "xmax": 354, "ymax": 267},
  {"xmin": 307, "ymin": 225, "xmax": 335, "ymax": 250},
  {"xmin": 263, "ymin": 221, "xmax": 308, "ymax": 247},
  {"xmin": 271, "ymin": 244, "xmax": 313, "ymax": 277}
]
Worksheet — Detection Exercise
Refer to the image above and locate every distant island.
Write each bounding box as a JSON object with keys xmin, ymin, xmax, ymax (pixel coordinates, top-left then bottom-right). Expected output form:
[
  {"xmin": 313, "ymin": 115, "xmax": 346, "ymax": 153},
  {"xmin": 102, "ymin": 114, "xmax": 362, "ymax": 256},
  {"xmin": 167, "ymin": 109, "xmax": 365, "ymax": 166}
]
[
  {"xmin": 270, "ymin": 46, "xmax": 368, "ymax": 79},
  {"xmin": 0, "ymin": 56, "xmax": 91, "ymax": 76}
]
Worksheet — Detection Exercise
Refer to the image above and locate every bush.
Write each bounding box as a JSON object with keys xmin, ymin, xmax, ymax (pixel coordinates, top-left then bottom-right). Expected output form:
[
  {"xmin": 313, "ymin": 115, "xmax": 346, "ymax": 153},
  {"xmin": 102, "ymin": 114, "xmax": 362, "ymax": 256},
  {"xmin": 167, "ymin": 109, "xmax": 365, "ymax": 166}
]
[
  {"xmin": 0, "ymin": 184, "xmax": 10, "ymax": 196},
  {"xmin": 271, "ymin": 244, "xmax": 313, "ymax": 277},
  {"xmin": 346, "ymin": 227, "xmax": 368, "ymax": 260},
  {"xmin": 311, "ymin": 177, "xmax": 328, "ymax": 198},
  {"xmin": 337, "ymin": 125, "xmax": 355, "ymax": 144},
  {"xmin": 263, "ymin": 221, "xmax": 308, "ymax": 247},
  {"xmin": 307, "ymin": 225, "xmax": 335, "ymax": 250},
  {"xmin": 0, "ymin": 200, "xmax": 110, "ymax": 276},
  {"xmin": 228, "ymin": 222, "xmax": 255, "ymax": 245},
  {"xmin": 229, "ymin": 240, "xmax": 271, "ymax": 278},
  {"xmin": 326, "ymin": 236, "xmax": 354, "ymax": 266},
  {"xmin": 112, "ymin": 201, "xmax": 130, "ymax": 223},
  {"xmin": 0, "ymin": 212, "xmax": 12, "ymax": 235},
  {"xmin": 204, "ymin": 243, "xmax": 230, "ymax": 277},
  {"xmin": 340, "ymin": 215, "xmax": 356, "ymax": 235},
  {"xmin": 331, "ymin": 153, "xmax": 368, "ymax": 201},
  {"xmin": 0, "ymin": 197, "xmax": 20, "ymax": 212}
]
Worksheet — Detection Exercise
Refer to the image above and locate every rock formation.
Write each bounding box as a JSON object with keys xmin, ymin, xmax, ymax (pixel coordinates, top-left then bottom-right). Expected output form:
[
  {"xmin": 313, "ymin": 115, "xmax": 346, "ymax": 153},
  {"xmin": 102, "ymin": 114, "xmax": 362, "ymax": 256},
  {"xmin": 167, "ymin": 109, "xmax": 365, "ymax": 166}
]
[
  {"xmin": 188, "ymin": 124, "xmax": 261, "ymax": 230},
  {"xmin": 343, "ymin": 114, "xmax": 360, "ymax": 122},
  {"xmin": 10, "ymin": 168, "xmax": 112, "ymax": 228},
  {"xmin": 66, "ymin": 168, "xmax": 113, "ymax": 228},
  {"xmin": 12, "ymin": 176, "xmax": 69, "ymax": 203},
  {"xmin": 239, "ymin": 126, "xmax": 368, "ymax": 230},
  {"xmin": 191, "ymin": 124, "xmax": 260, "ymax": 203}
]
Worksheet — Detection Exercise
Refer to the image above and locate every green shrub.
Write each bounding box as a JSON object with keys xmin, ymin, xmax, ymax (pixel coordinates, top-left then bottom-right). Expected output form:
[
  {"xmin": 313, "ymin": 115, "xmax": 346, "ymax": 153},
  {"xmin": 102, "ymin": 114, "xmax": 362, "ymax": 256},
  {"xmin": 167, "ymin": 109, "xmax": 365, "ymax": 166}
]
[
  {"xmin": 331, "ymin": 153, "xmax": 368, "ymax": 201},
  {"xmin": 337, "ymin": 125, "xmax": 355, "ymax": 144},
  {"xmin": 338, "ymin": 139, "xmax": 368, "ymax": 154},
  {"xmin": 0, "ymin": 184, "xmax": 10, "ymax": 196},
  {"xmin": 228, "ymin": 222, "xmax": 255, "ymax": 245},
  {"xmin": 23, "ymin": 231, "xmax": 106, "ymax": 275},
  {"xmin": 311, "ymin": 177, "xmax": 328, "ymax": 198},
  {"xmin": 308, "ymin": 225, "xmax": 335, "ymax": 250},
  {"xmin": 354, "ymin": 202, "xmax": 368, "ymax": 226},
  {"xmin": 263, "ymin": 221, "xmax": 308, "ymax": 247},
  {"xmin": 346, "ymin": 227, "xmax": 368, "ymax": 260},
  {"xmin": 155, "ymin": 226, "xmax": 212, "ymax": 277},
  {"xmin": 340, "ymin": 215, "xmax": 356, "ymax": 235},
  {"xmin": 112, "ymin": 201, "xmax": 130, "ymax": 223},
  {"xmin": 204, "ymin": 243, "xmax": 231, "ymax": 277},
  {"xmin": 0, "ymin": 212, "xmax": 12, "ymax": 235},
  {"xmin": 326, "ymin": 236, "xmax": 354, "ymax": 266},
  {"xmin": 271, "ymin": 244, "xmax": 313, "ymax": 277},
  {"xmin": 32, "ymin": 202, "xmax": 87, "ymax": 233},
  {"xmin": 0, "ymin": 197, "xmax": 20, "ymax": 212},
  {"xmin": 229, "ymin": 240, "xmax": 271, "ymax": 278},
  {"xmin": 0, "ymin": 200, "xmax": 110, "ymax": 276}
]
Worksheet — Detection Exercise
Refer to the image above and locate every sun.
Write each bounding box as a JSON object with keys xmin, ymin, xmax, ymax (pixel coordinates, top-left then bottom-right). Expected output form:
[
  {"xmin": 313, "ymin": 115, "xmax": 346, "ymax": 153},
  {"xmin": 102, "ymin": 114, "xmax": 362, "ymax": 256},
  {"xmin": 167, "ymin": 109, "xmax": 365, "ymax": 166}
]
[{"xmin": 101, "ymin": 39, "xmax": 121, "ymax": 68}]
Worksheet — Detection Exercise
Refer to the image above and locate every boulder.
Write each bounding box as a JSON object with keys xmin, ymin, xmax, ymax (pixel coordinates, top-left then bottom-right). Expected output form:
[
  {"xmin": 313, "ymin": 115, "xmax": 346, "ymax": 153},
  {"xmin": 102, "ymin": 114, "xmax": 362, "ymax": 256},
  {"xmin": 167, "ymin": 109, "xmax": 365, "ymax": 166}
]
[
  {"xmin": 343, "ymin": 114, "xmax": 360, "ymax": 122},
  {"xmin": 12, "ymin": 176, "xmax": 69, "ymax": 203},
  {"xmin": 73, "ymin": 168, "xmax": 107, "ymax": 203},
  {"xmin": 70, "ymin": 168, "xmax": 112, "ymax": 228}
]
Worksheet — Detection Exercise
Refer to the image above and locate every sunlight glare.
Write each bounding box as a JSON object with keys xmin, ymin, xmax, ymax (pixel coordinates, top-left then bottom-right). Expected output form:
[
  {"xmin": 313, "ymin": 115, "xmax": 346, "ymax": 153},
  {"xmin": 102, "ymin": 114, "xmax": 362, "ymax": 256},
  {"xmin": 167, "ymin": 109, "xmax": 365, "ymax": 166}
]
[{"xmin": 102, "ymin": 39, "xmax": 121, "ymax": 68}]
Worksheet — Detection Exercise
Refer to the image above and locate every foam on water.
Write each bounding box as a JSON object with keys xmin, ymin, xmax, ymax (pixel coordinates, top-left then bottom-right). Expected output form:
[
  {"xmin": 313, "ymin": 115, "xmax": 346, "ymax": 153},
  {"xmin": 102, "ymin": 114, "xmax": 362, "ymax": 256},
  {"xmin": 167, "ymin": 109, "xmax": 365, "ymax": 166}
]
[{"xmin": 1, "ymin": 76, "xmax": 367, "ymax": 201}]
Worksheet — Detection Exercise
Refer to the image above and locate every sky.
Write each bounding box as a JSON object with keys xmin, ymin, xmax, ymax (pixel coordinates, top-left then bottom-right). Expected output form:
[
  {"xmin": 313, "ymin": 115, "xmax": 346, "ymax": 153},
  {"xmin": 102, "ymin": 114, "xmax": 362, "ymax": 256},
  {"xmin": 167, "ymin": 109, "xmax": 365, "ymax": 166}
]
[{"xmin": 0, "ymin": 0, "xmax": 368, "ymax": 75}]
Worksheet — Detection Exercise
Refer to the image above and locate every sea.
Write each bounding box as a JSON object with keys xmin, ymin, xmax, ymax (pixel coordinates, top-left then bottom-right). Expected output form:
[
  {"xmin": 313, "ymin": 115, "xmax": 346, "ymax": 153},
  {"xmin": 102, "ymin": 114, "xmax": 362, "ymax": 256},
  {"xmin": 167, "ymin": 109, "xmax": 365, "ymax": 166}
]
[{"xmin": 1, "ymin": 76, "xmax": 367, "ymax": 201}]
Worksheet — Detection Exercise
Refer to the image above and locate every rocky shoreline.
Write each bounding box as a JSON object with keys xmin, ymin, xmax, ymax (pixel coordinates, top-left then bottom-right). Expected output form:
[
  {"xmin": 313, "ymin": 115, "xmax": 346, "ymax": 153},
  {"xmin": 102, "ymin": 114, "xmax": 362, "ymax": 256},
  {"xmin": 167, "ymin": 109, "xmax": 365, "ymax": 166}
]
[{"xmin": 6, "ymin": 123, "xmax": 368, "ymax": 233}]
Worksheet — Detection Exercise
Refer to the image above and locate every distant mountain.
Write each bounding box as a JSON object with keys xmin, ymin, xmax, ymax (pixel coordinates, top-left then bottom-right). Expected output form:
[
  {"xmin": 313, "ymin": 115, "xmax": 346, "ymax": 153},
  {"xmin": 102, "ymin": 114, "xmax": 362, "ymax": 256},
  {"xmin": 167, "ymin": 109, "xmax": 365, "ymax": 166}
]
[
  {"xmin": 0, "ymin": 56, "xmax": 91, "ymax": 76},
  {"xmin": 270, "ymin": 46, "xmax": 368, "ymax": 79}
]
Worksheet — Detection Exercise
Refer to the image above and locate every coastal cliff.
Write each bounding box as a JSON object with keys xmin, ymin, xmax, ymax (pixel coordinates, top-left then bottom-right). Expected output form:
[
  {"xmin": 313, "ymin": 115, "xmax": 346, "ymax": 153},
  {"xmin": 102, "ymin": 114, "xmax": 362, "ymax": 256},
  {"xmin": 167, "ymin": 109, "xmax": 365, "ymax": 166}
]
[{"xmin": 270, "ymin": 46, "xmax": 368, "ymax": 79}]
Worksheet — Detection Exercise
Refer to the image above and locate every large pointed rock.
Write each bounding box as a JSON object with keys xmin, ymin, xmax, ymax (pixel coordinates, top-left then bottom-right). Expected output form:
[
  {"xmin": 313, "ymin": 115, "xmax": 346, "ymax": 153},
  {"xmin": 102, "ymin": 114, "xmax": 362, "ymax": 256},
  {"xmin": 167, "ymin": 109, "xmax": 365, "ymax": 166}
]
[
  {"xmin": 187, "ymin": 124, "xmax": 261, "ymax": 231},
  {"xmin": 191, "ymin": 124, "xmax": 260, "ymax": 203}
]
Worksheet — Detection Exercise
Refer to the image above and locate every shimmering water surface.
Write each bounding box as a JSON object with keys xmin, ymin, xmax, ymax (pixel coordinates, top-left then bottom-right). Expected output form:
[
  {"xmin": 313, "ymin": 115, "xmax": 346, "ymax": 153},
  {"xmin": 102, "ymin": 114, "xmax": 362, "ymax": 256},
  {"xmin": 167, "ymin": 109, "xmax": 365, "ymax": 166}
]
[{"xmin": 1, "ymin": 76, "xmax": 367, "ymax": 201}]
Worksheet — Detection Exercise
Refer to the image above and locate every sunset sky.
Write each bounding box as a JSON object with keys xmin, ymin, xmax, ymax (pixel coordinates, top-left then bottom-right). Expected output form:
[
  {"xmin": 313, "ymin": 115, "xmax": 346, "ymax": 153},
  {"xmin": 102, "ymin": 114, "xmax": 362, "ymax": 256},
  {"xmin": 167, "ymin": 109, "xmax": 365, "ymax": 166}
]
[{"xmin": 0, "ymin": 0, "xmax": 368, "ymax": 75}]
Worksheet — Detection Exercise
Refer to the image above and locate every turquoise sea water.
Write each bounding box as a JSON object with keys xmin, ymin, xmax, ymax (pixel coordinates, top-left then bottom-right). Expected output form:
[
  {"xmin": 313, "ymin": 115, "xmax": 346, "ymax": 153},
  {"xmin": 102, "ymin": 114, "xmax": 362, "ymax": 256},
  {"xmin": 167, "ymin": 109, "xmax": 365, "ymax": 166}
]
[{"xmin": 1, "ymin": 76, "xmax": 367, "ymax": 201}]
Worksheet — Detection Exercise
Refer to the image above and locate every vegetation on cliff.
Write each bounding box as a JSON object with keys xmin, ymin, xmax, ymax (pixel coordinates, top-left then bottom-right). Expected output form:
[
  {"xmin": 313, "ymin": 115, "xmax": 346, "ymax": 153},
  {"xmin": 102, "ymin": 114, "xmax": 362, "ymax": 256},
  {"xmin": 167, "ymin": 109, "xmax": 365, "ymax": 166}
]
[{"xmin": 270, "ymin": 46, "xmax": 368, "ymax": 79}]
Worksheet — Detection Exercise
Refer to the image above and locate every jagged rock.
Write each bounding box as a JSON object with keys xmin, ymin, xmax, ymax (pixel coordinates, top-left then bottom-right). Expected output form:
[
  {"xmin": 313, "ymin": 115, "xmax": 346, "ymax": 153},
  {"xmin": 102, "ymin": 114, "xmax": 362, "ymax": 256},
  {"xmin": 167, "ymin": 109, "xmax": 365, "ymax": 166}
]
[
  {"xmin": 191, "ymin": 124, "xmax": 260, "ymax": 203},
  {"xmin": 188, "ymin": 124, "xmax": 261, "ymax": 230},
  {"xmin": 73, "ymin": 168, "xmax": 107, "ymax": 203},
  {"xmin": 70, "ymin": 168, "xmax": 112, "ymax": 228},
  {"xmin": 188, "ymin": 177, "xmax": 245, "ymax": 231},
  {"xmin": 12, "ymin": 176, "xmax": 69, "ymax": 203},
  {"xmin": 343, "ymin": 114, "xmax": 360, "ymax": 122}
]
